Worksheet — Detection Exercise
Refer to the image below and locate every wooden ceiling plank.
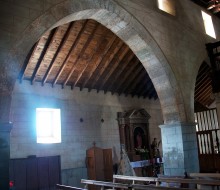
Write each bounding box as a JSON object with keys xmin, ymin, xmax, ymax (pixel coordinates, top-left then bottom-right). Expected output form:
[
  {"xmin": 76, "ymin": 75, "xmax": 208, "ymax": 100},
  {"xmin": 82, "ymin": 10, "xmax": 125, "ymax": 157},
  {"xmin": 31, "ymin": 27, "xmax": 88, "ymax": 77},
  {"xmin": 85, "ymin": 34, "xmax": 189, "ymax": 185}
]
[
  {"xmin": 105, "ymin": 52, "xmax": 135, "ymax": 93},
  {"xmin": 30, "ymin": 28, "xmax": 58, "ymax": 84},
  {"xmin": 63, "ymin": 21, "xmax": 100, "ymax": 88},
  {"xmin": 118, "ymin": 66, "xmax": 143, "ymax": 96},
  {"xmin": 148, "ymin": 85, "xmax": 158, "ymax": 99},
  {"xmin": 124, "ymin": 69, "xmax": 145, "ymax": 96},
  {"xmin": 136, "ymin": 77, "xmax": 151, "ymax": 97},
  {"xmin": 18, "ymin": 42, "xmax": 38, "ymax": 83},
  {"xmin": 116, "ymin": 59, "xmax": 141, "ymax": 95},
  {"xmin": 97, "ymin": 45, "xmax": 130, "ymax": 93},
  {"xmin": 131, "ymin": 76, "xmax": 148, "ymax": 98},
  {"xmin": 81, "ymin": 35, "xmax": 117, "ymax": 90},
  {"xmin": 196, "ymin": 83, "xmax": 212, "ymax": 100},
  {"xmin": 196, "ymin": 87, "xmax": 212, "ymax": 106},
  {"xmin": 195, "ymin": 78, "xmax": 212, "ymax": 94},
  {"xmin": 52, "ymin": 20, "xmax": 88, "ymax": 87},
  {"xmin": 42, "ymin": 22, "xmax": 73, "ymax": 86},
  {"xmin": 71, "ymin": 25, "xmax": 108, "ymax": 89},
  {"xmin": 88, "ymin": 38, "xmax": 123, "ymax": 92}
]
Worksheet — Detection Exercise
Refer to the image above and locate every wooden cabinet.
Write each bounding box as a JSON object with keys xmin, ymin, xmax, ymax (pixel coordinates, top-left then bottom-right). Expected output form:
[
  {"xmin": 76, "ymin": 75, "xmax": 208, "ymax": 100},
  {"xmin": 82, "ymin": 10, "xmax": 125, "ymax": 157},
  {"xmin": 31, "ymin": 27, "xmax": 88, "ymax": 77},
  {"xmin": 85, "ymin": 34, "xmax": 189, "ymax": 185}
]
[{"xmin": 86, "ymin": 146, "xmax": 113, "ymax": 185}]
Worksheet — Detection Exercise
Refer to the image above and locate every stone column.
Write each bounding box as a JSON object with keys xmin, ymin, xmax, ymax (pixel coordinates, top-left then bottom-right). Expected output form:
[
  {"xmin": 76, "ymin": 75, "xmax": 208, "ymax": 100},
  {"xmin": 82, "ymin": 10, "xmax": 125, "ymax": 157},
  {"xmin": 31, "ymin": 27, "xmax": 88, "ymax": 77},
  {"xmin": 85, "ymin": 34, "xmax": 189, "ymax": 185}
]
[
  {"xmin": 0, "ymin": 122, "xmax": 12, "ymax": 190},
  {"xmin": 159, "ymin": 122, "xmax": 199, "ymax": 176}
]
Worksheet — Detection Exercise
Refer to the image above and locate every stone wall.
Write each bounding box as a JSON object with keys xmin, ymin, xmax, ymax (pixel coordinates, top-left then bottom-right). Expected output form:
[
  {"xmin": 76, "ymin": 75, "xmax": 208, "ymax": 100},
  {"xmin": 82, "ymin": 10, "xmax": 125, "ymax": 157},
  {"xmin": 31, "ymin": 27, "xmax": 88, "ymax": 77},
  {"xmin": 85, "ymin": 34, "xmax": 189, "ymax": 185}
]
[{"xmin": 10, "ymin": 80, "xmax": 163, "ymax": 186}]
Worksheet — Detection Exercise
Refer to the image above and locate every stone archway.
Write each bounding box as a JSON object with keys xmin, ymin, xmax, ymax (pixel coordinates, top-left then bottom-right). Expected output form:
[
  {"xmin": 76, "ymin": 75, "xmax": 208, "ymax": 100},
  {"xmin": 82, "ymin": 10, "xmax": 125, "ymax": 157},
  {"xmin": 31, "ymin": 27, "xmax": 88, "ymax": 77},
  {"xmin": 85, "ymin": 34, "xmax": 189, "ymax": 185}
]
[{"xmin": 6, "ymin": 0, "xmax": 185, "ymax": 125}]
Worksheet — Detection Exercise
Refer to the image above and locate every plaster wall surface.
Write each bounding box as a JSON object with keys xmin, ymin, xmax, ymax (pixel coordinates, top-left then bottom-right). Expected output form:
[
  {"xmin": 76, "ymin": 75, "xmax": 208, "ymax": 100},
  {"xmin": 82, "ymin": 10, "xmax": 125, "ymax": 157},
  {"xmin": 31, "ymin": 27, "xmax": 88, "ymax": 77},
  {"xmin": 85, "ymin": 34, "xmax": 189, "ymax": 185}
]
[{"xmin": 10, "ymin": 80, "xmax": 163, "ymax": 186}]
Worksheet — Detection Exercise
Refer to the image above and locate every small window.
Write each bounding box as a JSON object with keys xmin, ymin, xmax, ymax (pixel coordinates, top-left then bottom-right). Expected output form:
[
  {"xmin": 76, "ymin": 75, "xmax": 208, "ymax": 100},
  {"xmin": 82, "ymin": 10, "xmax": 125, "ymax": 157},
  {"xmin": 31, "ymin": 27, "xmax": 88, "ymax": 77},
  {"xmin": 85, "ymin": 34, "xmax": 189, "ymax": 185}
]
[
  {"xmin": 36, "ymin": 108, "xmax": 61, "ymax": 143},
  {"xmin": 157, "ymin": 0, "xmax": 176, "ymax": 16},
  {"xmin": 201, "ymin": 11, "xmax": 216, "ymax": 38}
]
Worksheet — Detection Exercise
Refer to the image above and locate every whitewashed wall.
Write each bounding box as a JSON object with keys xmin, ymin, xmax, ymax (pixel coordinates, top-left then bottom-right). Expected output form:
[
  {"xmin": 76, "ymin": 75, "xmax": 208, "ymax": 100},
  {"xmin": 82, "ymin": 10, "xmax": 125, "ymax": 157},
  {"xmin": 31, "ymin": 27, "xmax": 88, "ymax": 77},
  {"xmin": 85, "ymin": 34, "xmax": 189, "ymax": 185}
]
[{"xmin": 10, "ymin": 80, "xmax": 163, "ymax": 186}]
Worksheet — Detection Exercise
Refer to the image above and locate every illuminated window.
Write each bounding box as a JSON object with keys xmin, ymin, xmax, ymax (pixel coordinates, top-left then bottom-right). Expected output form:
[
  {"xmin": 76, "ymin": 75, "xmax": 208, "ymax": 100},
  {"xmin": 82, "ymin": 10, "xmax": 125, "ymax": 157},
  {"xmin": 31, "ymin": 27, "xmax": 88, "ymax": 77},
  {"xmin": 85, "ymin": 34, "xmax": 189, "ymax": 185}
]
[
  {"xmin": 202, "ymin": 11, "xmax": 216, "ymax": 38},
  {"xmin": 157, "ymin": 0, "xmax": 176, "ymax": 16},
  {"xmin": 36, "ymin": 108, "xmax": 61, "ymax": 143}
]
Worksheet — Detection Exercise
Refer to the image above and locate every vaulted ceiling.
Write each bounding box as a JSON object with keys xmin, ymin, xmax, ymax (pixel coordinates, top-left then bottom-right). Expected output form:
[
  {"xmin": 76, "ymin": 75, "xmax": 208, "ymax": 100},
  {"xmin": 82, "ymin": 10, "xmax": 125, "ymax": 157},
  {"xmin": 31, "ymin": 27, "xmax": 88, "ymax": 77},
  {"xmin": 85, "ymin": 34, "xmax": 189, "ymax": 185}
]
[
  {"xmin": 19, "ymin": 19, "xmax": 158, "ymax": 100},
  {"xmin": 18, "ymin": 16, "xmax": 215, "ymax": 111}
]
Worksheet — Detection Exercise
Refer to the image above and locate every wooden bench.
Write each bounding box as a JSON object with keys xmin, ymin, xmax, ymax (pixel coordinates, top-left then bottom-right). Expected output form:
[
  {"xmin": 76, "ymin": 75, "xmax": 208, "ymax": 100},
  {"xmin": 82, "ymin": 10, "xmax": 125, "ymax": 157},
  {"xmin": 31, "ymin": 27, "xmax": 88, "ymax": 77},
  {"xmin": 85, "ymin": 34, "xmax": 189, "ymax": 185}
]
[
  {"xmin": 56, "ymin": 184, "xmax": 86, "ymax": 190},
  {"xmin": 113, "ymin": 175, "xmax": 220, "ymax": 188},
  {"xmin": 189, "ymin": 173, "xmax": 220, "ymax": 190},
  {"xmin": 81, "ymin": 179, "xmax": 197, "ymax": 190}
]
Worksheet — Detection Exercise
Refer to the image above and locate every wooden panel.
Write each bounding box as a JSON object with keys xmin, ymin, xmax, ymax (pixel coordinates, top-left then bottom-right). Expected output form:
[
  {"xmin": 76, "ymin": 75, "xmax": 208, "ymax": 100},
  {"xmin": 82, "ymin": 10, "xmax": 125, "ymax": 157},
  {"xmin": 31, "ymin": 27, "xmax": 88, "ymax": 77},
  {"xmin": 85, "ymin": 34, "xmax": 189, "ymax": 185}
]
[
  {"xmin": 48, "ymin": 156, "xmax": 61, "ymax": 189},
  {"xmin": 13, "ymin": 159, "xmax": 27, "ymax": 190},
  {"xmin": 38, "ymin": 157, "xmax": 50, "ymax": 189},
  {"xmin": 103, "ymin": 149, "xmax": 113, "ymax": 181},
  {"xmin": 26, "ymin": 157, "xmax": 38, "ymax": 190}
]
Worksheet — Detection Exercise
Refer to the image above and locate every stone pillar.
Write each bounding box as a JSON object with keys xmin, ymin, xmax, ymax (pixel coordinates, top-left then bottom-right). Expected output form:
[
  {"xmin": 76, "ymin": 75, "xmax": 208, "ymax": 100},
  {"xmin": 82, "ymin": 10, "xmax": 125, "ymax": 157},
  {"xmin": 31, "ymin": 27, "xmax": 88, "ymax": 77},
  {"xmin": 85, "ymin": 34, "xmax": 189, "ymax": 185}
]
[
  {"xmin": 0, "ymin": 122, "xmax": 12, "ymax": 190},
  {"xmin": 214, "ymin": 93, "xmax": 220, "ymax": 128},
  {"xmin": 159, "ymin": 122, "xmax": 199, "ymax": 176}
]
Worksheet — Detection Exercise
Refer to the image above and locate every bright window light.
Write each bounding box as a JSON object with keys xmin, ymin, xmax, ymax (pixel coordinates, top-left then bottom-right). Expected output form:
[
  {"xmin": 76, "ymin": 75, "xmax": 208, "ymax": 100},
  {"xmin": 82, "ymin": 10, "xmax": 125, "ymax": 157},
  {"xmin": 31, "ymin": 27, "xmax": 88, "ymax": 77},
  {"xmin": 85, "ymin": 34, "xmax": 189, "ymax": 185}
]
[
  {"xmin": 36, "ymin": 108, "xmax": 61, "ymax": 144},
  {"xmin": 158, "ymin": 0, "xmax": 176, "ymax": 16},
  {"xmin": 202, "ymin": 11, "xmax": 216, "ymax": 39}
]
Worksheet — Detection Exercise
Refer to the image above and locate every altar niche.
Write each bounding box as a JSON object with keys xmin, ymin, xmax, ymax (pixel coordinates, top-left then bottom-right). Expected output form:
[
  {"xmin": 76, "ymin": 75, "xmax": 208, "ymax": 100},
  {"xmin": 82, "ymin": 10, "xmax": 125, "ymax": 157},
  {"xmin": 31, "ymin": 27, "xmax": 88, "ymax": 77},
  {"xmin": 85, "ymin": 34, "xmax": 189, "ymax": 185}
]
[{"xmin": 117, "ymin": 109, "xmax": 151, "ymax": 162}]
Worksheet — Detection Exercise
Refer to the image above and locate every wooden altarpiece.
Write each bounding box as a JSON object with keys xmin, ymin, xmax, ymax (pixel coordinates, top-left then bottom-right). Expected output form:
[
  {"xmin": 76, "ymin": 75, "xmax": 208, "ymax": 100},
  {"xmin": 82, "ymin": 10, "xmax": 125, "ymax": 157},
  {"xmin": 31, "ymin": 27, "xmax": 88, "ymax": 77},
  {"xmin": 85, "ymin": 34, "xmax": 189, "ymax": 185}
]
[{"xmin": 117, "ymin": 109, "xmax": 151, "ymax": 162}]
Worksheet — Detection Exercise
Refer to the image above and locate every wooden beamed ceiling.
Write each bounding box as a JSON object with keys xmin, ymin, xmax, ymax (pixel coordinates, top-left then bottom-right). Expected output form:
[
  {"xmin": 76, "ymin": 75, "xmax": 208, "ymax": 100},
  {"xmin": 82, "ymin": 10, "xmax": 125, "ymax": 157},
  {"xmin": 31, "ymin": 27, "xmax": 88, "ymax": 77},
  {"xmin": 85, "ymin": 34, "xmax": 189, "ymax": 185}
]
[
  {"xmin": 19, "ymin": 19, "xmax": 158, "ymax": 100},
  {"xmin": 19, "ymin": 19, "xmax": 214, "ymax": 108}
]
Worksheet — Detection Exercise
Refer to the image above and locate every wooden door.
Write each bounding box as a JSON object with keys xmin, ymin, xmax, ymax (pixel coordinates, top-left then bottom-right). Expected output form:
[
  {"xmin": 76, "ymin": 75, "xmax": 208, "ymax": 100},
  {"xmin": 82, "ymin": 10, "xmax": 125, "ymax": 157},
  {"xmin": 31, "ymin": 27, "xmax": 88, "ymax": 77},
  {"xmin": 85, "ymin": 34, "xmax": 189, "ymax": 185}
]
[
  {"xmin": 195, "ymin": 109, "xmax": 220, "ymax": 172},
  {"xmin": 103, "ymin": 149, "xmax": 113, "ymax": 181}
]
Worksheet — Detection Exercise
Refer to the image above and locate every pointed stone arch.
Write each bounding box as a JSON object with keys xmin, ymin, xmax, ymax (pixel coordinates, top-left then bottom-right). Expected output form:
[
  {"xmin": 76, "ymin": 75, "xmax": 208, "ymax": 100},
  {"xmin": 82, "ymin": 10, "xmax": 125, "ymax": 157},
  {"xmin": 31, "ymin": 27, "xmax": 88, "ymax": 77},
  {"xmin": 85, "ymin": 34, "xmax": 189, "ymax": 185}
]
[{"xmin": 7, "ymin": 0, "xmax": 185, "ymax": 124}]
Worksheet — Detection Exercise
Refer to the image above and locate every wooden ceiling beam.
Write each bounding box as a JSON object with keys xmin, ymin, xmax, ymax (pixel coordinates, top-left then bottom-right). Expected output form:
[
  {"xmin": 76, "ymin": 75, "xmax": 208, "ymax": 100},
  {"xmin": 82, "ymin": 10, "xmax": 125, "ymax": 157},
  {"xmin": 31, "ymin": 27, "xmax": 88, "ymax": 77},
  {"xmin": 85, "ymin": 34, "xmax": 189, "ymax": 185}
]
[
  {"xmin": 136, "ymin": 78, "xmax": 151, "ymax": 98},
  {"xmin": 110, "ymin": 56, "xmax": 137, "ymax": 95},
  {"xmin": 195, "ymin": 78, "xmax": 211, "ymax": 95},
  {"xmin": 81, "ymin": 36, "xmax": 117, "ymax": 90},
  {"xmin": 124, "ymin": 69, "xmax": 145, "ymax": 97},
  {"xmin": 131, "ymin": 75, "xmax": 149, "ymax": 98},
  {"xmin": 196, "ymin": 87, "xmax": 212, "ymax": 106},
  {"xmin": 88, "ymin": 39, "xmax": 123, "ymax": 92},
  {"xmin": 52, "ymin": 20, "xmax": 88, "ymax": 87},
  {"xmin": 148, "ymin": 86, "xmax": 157, "ymax": 99},
  {"xmin": 63, "ymin": 21, "xmax": 100, "ymax": 88},
  {"xmin": 18, "ymin": 42, "xmax": 38, "ymax": 83},
  {"xmin": 105, "ymin": 52, "xmax": 135, "ymax": 93},
  {"xmin": 30, "ymin": 28, "xmax": 57, "ymax": 84},
  {"xmin": 97, "ymin": 45, "xmax": 130, "ymax": 93},
  {"xmin": 42, "ymin": 22, "xmax": 73, "ymax": 86},
  {"xmin": 116, "ymin": 60, "xmax": 141, "ymax": 95},
  {"xmin": 72, "ymin": 25, "xmax": 108, "ymax": 89}
]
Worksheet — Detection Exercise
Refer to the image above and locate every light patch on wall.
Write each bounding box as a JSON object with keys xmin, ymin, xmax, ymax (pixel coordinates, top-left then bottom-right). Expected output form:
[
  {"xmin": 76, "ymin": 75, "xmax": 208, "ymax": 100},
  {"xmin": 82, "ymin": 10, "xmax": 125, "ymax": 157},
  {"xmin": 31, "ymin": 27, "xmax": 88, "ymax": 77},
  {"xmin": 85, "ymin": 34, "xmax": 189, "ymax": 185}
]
[
  {"xmin": 36, "ymin": 108, "xmax": 61, "ymax": 143},
  {"xmin": 201, "ymin": 11, "xmax": 216, "ymax": 39},
  {"xmin": 157, "ymin": 0, "xmax": 176, "ymax": 16}
]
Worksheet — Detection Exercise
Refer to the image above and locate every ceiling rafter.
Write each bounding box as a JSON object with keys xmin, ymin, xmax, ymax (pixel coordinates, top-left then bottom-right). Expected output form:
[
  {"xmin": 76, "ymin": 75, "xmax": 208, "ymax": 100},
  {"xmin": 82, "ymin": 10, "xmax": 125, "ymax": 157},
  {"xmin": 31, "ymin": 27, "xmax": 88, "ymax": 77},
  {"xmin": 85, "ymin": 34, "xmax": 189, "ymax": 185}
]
[
  {"xmin": 112, "ymin": 59, "xmax": 140, "ymax": 95},
  {"xmin": 88, "ymin": 38, "xmax": 123, "ymax": 92},
  {"xmin": 71, "ymin": 25, "xmax": 109, "ymax": 89},
  {"xmin": 42, "ymin": 22, "xmax": 74, "ymax": 86},
  {"xmin": 98, "ymin": 45, "xmax": 130, "ymax": 93},
  {"xmin": 125, "ymin": 69, "xmax": 146, "ymax": 97},
  {"xmin": 80, "ymin": 36, "xmax": 117, "ymax": 90},
  {"xmin": 52, "ymin": 20, "xmax": 88, "ymax": 87},
  {"xmin": 136, "ymin": 78, "xmax": 151, "ymax": 98},
  {"xmin": 103, "ymin": 51, "xmax": 134, "ymax": 93},
  {"xmin": 62, "ymin": 21, "xmax": 100, "ymax": 88},
  {"xmin": 30, "ymin": 28, "xmax": 58, "ymax": 84},
  {"xmin": 18, "ymin": 42, "xmax": 38, "ymax": 83}
]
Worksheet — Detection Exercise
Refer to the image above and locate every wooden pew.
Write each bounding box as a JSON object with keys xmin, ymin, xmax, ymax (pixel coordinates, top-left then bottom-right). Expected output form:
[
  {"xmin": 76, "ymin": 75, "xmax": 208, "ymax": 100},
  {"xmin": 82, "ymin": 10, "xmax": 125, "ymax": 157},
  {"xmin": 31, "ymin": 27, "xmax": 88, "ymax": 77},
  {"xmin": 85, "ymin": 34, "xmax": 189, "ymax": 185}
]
[
  {"xmin": 81, "ymin": 179, "xmax": 197, "ymax": 190},
  {"xmin": 56, "ymin": 184, "xmax": 86, "ymax": 190},
  {"xmin": 189, "ymin": 173, "xmax": 220, "ymax": 190},
  {"xmin": 113, "ymin": 175, "xmax": 220, "ymax": 188}
]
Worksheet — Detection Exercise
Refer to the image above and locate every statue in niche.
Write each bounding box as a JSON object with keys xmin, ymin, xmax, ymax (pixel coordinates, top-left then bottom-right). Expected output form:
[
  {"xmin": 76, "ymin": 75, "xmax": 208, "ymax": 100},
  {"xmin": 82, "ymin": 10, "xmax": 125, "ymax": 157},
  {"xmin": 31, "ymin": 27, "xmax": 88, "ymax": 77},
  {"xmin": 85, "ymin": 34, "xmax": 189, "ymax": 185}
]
[{"xmin": 134, "ymin": 127, "xmax": 144, "ymax": 149}]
